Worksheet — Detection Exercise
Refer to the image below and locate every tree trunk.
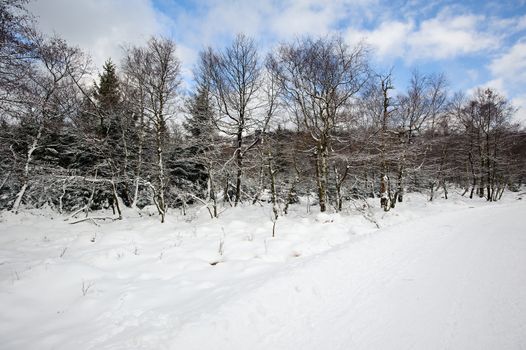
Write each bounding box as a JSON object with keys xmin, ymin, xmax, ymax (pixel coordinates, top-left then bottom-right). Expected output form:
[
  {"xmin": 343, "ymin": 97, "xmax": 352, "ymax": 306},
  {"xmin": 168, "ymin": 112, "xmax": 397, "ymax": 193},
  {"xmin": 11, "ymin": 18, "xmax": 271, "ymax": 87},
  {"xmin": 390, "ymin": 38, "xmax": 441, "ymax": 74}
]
[
  {"xmin": 334, "ymin": 164, "xmax": 350, "ymax": 212},
  {"xmin": 315, "ymin": 143, "xmax": 328, "ymax": 212},
  {"xmin": 156, "ymin": 118, "xmax": 166, "ymax": 223},
  {"xmin": 334, "ymin": 167, "xmax": 342, "ymax": 212},
  {"xmin": 467, "ymin": 152, "xmax": 476, "ymax": 199},
  {"xmin": 12, "ymin": 125, "xmax": 43, "ymax": 214},
  {"xmin": 207, "ymin": 164, "xmax": 218, "ymax": 218},
  {"xmin": 131, "ymin": 104, "xmax": 146, "ymax": 208},
  {"xmin": 111, "ymin": 179, "xmax": 122, "ymax": 220},
  {"xmin": 283, "ymin": 156, "xmax": 301, "ymax": 215},
  {"xmin": 234, "ymin": 126, "xmax": 243, "ymax": 206},
  {"xmin": 380, "ymin": 174, "xmax": 390, "ymax": 211},
  {"xmin": 268, "ymin": 151, "xmax": 279, "ymax": 221}
]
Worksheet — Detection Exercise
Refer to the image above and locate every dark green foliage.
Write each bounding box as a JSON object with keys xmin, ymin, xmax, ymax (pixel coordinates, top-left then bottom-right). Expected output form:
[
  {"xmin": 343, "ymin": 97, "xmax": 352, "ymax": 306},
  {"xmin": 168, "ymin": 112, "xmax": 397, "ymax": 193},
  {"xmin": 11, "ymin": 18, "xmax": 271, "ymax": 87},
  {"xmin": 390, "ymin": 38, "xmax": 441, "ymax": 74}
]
[
  {"xmin": 168, "ymin": 145, "xmax": 208, "ymax": 191},
  {"xmin": 94, "ymin": 59, "xmax": 120, "ymax": 112},
  {"xmin": 175, "ymin": 80, "xmax": 217, "ymax": 200},
  {"xmin": 93, "ymin": 59, "xmax": 122, "ymax": 137},
  {"xmin": 183, "ymin": 84, "xmax": 215, "ymax": 139}
]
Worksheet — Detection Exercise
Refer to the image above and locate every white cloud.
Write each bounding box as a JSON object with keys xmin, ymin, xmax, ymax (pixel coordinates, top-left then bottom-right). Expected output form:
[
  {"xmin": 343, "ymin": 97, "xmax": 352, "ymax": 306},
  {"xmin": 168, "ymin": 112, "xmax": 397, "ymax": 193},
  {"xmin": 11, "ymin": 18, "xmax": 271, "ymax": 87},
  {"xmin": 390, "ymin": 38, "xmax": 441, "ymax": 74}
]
[
  {"xmin": 269, "ymin": 0, "xmax": 359, "ymax": 39},
  {"xmin": 511, "ymin": 95, "xmax": 526, "ymax": 124},
  {"xmin": 486, "ymin": 42, "xmax": 526, "ymax": 124},
  {"xmin": 407, "ymin": 12, "xmax": 497, "ymax": 60},
  {"xmin": 346, "ymin": 10, "xmax": 499, "ymax": 63},
  {"xmin": 466, "ymin": 78, "xmax": 505, "ymax": 96},
  {"xmin": 167, "ymin": 0, "xmax": 377, "ymax": 83},
  {"xmin": 489, "ymin": 42, "xmax": 526, "ymax": 87},
  {"xmin": 29, "ymin": 0, "xmax": 169, "ymax": 71},
  {"xmin": 488, "ymin": 14, "xmax": 526, "ymax": 34},
  {"xmin": 171, "ymin": 0, "xmax": 378, "ymax": 50},
  {"xmin": 176, "ymin": 43, "xmax": 199, "ymax": 89},
  {"xmin": 186, "ymin": 1, "xmax": 268, "ymax": 44},
  {"xmin": 346, "ymin": 21, "xmax": 414, "ymax": 59}
]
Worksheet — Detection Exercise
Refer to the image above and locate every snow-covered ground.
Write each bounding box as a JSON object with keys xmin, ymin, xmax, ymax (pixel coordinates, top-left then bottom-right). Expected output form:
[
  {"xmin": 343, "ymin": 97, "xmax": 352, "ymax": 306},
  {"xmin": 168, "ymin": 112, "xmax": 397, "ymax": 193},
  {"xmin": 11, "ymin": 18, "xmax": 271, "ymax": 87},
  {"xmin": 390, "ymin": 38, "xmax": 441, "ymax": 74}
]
[{"xmin": 1, "ymin": 191, "xmax": 525, "ymax": 349}]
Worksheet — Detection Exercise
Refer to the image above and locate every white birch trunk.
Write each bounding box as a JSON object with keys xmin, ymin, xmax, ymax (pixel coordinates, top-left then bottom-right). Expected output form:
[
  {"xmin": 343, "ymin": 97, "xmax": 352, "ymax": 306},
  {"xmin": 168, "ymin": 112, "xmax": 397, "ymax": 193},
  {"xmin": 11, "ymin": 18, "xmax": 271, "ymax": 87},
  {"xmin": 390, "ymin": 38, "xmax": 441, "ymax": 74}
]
[{"xmin": 12, "ymin": 125, "xmax": 43, "ymax": 214}]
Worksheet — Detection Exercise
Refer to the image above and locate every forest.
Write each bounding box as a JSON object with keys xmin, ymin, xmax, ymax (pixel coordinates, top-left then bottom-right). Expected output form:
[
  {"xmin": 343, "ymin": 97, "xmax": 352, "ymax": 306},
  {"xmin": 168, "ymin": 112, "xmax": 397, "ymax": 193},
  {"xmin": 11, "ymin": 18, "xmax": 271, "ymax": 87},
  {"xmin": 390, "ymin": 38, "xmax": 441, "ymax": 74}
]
[{"xmin": 1, "ymin": 0, "xmax": 525, "ymax": 223}]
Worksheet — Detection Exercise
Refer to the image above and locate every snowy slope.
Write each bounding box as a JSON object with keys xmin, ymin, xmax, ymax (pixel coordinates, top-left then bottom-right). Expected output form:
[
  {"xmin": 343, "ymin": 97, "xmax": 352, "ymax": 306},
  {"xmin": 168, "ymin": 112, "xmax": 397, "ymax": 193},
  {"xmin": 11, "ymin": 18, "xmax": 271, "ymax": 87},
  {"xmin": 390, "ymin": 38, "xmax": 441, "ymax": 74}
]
[
  {"xmin": 0, "ymin": 194, "xmax": 525, "ymax": 349},
  {"xmin": 173, "ymin": 202, "xmax": 526, "ymax": 350}
]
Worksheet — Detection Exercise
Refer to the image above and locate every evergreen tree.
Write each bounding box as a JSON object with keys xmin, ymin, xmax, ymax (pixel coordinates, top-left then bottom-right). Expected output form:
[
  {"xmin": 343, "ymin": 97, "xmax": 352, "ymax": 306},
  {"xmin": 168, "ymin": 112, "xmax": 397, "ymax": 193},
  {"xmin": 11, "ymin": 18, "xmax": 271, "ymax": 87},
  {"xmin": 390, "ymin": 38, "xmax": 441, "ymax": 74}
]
[
  {"xmin": 94, "ymin": 59, "xmax": 121, "ymax": 132},
  {"xmin": 178, "ymin": 80, "xmax": 216, "ymax": 199},
  {"xmin": 183, "ymin": 83, "xmax": 215, "ymax": 140},
  {"xmin": 92, "ymin": 58, "xmax": 133, "ymax": 207}
]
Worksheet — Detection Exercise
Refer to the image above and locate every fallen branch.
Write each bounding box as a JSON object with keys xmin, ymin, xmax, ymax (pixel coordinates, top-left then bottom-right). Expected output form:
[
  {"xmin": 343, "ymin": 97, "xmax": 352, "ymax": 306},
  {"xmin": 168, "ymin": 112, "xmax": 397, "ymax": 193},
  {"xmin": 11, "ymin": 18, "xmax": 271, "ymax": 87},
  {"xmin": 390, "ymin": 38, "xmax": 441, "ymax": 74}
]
[{"xmin": 69, "ymin": 216, "xmax": 119, "ymax": 225}]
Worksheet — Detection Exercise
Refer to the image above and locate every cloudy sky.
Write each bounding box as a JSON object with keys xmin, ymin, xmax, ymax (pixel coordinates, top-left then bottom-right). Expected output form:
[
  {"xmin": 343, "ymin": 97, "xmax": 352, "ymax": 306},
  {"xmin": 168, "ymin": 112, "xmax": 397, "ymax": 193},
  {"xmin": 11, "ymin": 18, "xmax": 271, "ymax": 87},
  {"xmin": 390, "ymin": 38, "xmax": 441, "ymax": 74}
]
[{"xmin": 29, "ymin": 0, "xmax": 526, "ymax": 122}]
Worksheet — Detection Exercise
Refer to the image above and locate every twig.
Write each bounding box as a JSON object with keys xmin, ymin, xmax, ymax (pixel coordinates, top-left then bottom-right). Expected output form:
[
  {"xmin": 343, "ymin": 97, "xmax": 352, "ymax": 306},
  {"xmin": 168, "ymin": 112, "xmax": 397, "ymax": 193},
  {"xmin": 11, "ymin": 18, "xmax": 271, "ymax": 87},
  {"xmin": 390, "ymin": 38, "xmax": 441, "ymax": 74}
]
[{"xmin": 81, "ymin": 280, "xmax": 94, "ymax": 296}]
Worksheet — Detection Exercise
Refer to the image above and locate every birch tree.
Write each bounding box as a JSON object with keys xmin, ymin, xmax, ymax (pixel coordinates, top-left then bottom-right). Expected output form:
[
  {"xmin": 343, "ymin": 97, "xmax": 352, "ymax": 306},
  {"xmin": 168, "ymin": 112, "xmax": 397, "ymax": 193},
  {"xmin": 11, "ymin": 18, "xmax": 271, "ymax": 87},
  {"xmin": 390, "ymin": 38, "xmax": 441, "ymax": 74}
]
[
  {"xmin": 204, "ymin": 34, "xmax": 263, "ymax": 206},
  {"xmin": 465, "ymin": 88, "xmax": 515, "ymax": 201},
  {"xmin": 122, "ymin": 37, "xmax": 181, "ymax": 222},
  {"xmin": 394, "ymin": 71, "xmax": 447, "ymax": 203},
  {"xmin": 10, "ymin": 35, "xmax": 89, "ymax": 213},
  {"xmin": 269, "ymin": 36, "xmax": 369, "ymax": 212}
]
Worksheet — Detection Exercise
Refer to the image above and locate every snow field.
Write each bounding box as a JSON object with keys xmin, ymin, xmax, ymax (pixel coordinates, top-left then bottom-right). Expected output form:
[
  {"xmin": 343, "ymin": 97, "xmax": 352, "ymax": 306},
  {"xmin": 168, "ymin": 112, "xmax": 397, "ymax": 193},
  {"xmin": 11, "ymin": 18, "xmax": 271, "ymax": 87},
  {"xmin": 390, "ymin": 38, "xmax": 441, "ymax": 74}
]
[{"xmin": 0, "ymin": 191, "xmax": 525, "ymax": 349}]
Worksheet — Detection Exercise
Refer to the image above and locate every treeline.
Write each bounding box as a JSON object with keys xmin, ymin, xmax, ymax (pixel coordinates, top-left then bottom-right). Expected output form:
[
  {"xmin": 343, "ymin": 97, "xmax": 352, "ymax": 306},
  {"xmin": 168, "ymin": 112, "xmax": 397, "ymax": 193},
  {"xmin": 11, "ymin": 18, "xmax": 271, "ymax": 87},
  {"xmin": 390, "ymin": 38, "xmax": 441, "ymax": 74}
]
[{"xmin": 1, "ymin": 1, "xmax": 525, "ymax": 222}]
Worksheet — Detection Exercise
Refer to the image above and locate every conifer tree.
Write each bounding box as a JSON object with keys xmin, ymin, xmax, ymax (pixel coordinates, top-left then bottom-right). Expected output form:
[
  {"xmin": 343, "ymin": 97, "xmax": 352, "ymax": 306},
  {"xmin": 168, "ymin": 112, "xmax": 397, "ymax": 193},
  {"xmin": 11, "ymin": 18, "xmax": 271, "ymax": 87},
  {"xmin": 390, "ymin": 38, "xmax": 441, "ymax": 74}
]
[
  {"xmin": 184, "ymin": 83, "xmax": 215, "ymax": 139},
  {"xmin": 92, "ymin": 58, "xmax": 133, "ymax": 208},
  {"xmin": 94, "ymin": 59, "xmax": 121, "ymax": 133},
  {"xmin": 180, "ymin": 74, "xmax": 219, "ymax": 214}
]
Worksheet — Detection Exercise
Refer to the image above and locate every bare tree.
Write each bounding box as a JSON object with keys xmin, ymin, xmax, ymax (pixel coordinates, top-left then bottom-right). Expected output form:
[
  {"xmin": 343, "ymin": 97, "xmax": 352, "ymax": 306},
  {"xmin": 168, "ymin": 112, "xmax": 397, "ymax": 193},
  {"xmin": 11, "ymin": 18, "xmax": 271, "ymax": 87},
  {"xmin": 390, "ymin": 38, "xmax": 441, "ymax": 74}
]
[
  {"xmin": 121, "ymin": 48, "xmax": 150, "ymax": 208},
  {"xmin": 393, "ymin": 70, "xmax": 448, "ymax": 204},
  {"xmin": 0, "ymin": 0, "xmax": 35, "ymax": 111},
  {"xmin": 269, "ymin": 36, "xmax": 369, "ymax": 212},
  {"xmin": 204, "ymin": 34, "xmax": 263, "ymax": 206},
  {"xmin": 377, "ymin": 74, "xmax": 396, "ymax": 210},
  {"xmin": 465, "ymin": 88, "xmax": 516, "ymax": 201},
  {"xmin": 122, "ymin": 37, "xmax": 181, "ymax": 222}
]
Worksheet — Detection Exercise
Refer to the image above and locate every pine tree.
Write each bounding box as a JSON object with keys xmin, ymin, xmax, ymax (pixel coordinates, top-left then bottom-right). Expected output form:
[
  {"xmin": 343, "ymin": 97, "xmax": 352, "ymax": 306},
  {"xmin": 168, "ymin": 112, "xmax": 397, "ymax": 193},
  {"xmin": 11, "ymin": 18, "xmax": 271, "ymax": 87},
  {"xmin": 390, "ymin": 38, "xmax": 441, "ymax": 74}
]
[
  {"xmin": 183, "ymin": 83, "xmax": 215, "ymax": 140},
  {"xmin": 178, "ymin": 80, "xmax": 216, "ymax": 200},
  {"xmin": 94, "ymin": 59, "xmax": 121, "ymax": 132},
  {"xmin": 92, "ymin": 58, "xmax": 132, "ymax": 208}
]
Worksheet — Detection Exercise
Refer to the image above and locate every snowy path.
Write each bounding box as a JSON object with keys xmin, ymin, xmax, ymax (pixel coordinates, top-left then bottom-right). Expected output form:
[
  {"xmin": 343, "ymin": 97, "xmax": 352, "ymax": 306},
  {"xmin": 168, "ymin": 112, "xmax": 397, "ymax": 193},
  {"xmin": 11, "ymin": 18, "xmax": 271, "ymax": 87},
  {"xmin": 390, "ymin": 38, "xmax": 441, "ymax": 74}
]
[{"xmin": 173, "ymin": 202, "xmax": 526, "ymax": 349}]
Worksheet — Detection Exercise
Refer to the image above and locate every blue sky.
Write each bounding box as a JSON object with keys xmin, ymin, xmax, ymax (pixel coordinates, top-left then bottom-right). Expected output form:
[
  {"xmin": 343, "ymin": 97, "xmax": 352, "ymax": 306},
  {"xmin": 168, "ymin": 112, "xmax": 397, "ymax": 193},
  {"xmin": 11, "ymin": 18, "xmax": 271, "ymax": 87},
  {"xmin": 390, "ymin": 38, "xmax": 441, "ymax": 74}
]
[{"xmin": 30, "ymin": 0, "xmax": 526, "ymax": 122}]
